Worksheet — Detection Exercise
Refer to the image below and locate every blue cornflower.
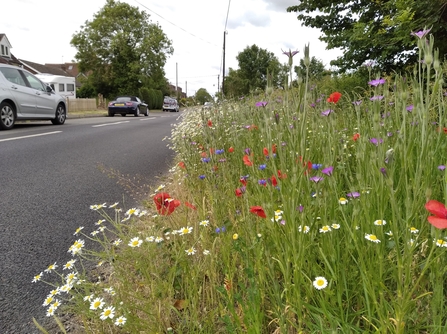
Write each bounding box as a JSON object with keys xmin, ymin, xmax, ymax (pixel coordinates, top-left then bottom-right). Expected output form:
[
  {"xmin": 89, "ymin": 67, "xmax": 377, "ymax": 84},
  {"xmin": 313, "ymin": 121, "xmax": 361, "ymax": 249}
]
[{"xmin": 259, "ymin": 164, "xmax": 267, "ymax": 170}]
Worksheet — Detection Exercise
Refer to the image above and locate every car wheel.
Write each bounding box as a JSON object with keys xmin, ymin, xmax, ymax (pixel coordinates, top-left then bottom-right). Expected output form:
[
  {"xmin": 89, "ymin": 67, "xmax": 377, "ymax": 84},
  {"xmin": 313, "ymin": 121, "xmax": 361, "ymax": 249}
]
[
  {"xmin": 108, "ymin": 110, "xmax": 114, "ymax": 117},
  {"xmin": 51, "ymin": 103, "xmax": 66, "ymax": 125},
  {"xmin": 144, "ymin": 109, "xmax": 149, "ymax": 116},
  {"xmin": 0, "ymin": 101, "xmax": 15, "ymax": 130},
  {"xmin": 134, "ymin": 107, "xmax": 140, "ymax": 117}
]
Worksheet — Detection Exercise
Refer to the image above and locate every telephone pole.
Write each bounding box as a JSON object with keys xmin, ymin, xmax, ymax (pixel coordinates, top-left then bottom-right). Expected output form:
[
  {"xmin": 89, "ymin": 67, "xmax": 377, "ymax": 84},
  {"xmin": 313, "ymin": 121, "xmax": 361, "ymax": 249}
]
[{"xmin": 222, "ymin": 31, "xmax": 227, "ymax": 97}]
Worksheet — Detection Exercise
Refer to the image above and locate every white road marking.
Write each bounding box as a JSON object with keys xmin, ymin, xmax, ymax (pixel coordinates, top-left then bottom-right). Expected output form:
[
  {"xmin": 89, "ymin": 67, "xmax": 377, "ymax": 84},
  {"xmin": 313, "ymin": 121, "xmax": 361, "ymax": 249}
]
[
  {"xmin": 92, "ymin": 121, "xmax": 130, "ymax": 127},
  {"xmin": 139, "ymin": 117, "xmax": 156, "ymax": 121},
  {"xmin": 0, "ymin": 131, "xmax": 62, "ymax": 142}
]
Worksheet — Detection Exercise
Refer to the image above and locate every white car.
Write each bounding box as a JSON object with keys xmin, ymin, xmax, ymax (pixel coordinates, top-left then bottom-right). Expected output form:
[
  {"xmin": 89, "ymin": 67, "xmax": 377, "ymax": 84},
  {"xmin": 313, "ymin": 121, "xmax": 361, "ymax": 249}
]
[
  {"xmin": 162, "ymin": 96, "xmax": 179, "ymax": 112},
  {"xmin": 0, "ymin": 64, "xmax": 67, "ymax": 130}
]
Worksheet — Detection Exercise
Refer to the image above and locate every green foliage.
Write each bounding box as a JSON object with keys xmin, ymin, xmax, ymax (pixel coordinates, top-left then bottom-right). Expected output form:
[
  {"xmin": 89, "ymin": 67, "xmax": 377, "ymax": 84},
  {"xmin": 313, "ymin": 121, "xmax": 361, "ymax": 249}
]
[
  {"xmin": 195, "ymin": 88, "xmax": 212, "ymax": 105},
  {"xmin": 294, "ymin": 56, "xmax": 330, "ymax": 83},
  {"xmin": 34, "ymin": 36, "xmax": 447, "ymax": 333},
  {"xmin": 76, "ymin": 81, "xmax": 95, "ymax": 98},
  {"xmin": 287, "ymin": 0, "xmax": 447, "ymax": 73},
  {"xmin": 224, "ymin": 45, "xmax": 288, "ymax": 97},
  {"xmin": 71, "ymin": 0, "xmax": 173, "ymax": 99},
  {"xmin": 138, "ymin": 87, "xmax": 150, "ymax": 105}
]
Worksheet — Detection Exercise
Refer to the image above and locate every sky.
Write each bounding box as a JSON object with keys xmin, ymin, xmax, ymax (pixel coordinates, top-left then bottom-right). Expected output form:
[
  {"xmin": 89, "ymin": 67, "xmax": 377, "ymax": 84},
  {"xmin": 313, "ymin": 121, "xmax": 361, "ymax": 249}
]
[{"xmin": 1, "ymin": 0, "xmax": 342, "ymax": 97}]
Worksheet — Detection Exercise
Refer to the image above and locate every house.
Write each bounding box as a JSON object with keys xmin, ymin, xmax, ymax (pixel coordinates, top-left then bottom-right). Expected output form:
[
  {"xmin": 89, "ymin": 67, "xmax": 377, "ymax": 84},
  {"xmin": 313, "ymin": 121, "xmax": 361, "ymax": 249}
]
[
  {"xmin": 0, "ymin": 33, "xmax": 76, "ymax": 79},
  {"xmin": 0, "ymin": 33, "xmax": 20, "ymax": 66}
]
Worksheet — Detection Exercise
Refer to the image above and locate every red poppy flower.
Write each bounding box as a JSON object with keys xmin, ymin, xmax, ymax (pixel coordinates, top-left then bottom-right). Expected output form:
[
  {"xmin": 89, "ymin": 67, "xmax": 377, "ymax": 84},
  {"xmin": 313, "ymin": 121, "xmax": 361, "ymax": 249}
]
[
  {"xmin": 425, "ymin": 200, "xmax": 447, "ymax": 229},
  {"xmin": 239, "ymin": 177, "xmax": 247, "ymax": 186},
  {"xmin": 327, "ymin": 92, "xmax": 342, "ymax": 103},
  {"xmin": 209, "ymin": 148, "xmax": 214, "ymax": 154},
  {"xmin": 277, "ymin": 170, "xmax": 287, "ymax": 179},
  {"xmin": 270, "ymin": 175, "xmax": 278, "ymax": 187},
  {"xmin": 353, "ymin": 133, "xmax": 360, "ymax": 141},
  {"xmin": 178, "ymin": 161, "xmax": 186, "ymax": 169},
  {"xmin": 228, "ymin": 147, "xmax": 234, "ymax": 153},
  {"xmin": 272, "ymin": 144, "xmax": 277, "ymax": 154},
  {"xmin": 243, "ymin": 155, "xmax": 253, "ymax": 166},
  {"xmin": 235, "ymin": 188, "xmax": 243, "ymax": 197},
  {"xmin": 207, "ymin": 120, "xmax": 213, "ymax": 127},
  {"xmin": 201, "ymin": 152, "xmax": 208, "ymax": 158},
  {"xmin": 153, "ymin": 192, "xmax": 180, "ymax": 215},
  {"xmin": 250, "ymin": 206, "xmax": 266, "ymax": 218},
  {"xmin": 263, "ymin": 147, "xmax": 269, "ymax": 156},
  {"xmin": 185, "ymin": 202, "xmax": 196, "ymax": 210}
]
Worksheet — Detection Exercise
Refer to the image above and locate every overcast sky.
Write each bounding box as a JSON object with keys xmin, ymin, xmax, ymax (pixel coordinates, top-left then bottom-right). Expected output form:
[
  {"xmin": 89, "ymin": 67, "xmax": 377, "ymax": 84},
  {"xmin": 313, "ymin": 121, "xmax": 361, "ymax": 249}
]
[{"xmin": 1, "ymin": 0, "xmax": 342, "ymax": 97}]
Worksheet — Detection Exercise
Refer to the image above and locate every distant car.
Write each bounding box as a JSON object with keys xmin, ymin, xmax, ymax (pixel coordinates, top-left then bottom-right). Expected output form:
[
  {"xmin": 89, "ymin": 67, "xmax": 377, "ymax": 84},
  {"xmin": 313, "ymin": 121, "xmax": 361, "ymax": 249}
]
[
  {"xmin": 108, "ymin": 96, "xmax": 148, "ymax": 117},
  {"xmin": 163, "ymin": 96, "xmax": 179, "ymax": 112},
  {"xmin": 203, "ymin": 102, "xmax": 213, "ymax": 109},
  {"xmin": 0, "ymin": 64, "xmax": 67, "ymax": 130}
]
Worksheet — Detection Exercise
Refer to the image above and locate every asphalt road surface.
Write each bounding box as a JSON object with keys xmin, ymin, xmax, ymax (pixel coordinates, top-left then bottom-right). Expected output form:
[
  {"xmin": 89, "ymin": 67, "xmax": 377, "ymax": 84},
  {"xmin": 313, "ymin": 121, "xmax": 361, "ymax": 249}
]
[{"xmin": 0, "ymin": 112, "xmax": 181, "ymax": 333}]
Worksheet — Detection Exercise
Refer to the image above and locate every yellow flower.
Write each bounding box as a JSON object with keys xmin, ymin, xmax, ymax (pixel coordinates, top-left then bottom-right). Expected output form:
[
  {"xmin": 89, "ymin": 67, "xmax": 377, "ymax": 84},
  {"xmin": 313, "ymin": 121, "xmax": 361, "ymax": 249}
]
[{"xmin": 233, "ymin": 233, "xmax": 239, "ymax": 240}]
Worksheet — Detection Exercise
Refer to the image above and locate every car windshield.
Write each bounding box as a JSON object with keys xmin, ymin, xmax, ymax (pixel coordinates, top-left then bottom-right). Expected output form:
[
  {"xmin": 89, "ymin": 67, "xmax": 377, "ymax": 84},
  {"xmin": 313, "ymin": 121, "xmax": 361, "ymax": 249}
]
[{"xmin": 116, "ymin": 97, "xmax": 131, "ymax": 102}]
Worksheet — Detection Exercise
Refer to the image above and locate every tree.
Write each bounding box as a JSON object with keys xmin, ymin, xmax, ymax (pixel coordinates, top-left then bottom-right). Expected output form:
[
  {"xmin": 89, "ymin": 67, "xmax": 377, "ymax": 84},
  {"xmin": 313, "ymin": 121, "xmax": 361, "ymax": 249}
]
[
  {"xmin": 294, "ymin": 56, "xmax": 329, "ymax": 83},
  {"xmin": 287, "ymin": 0, "xmax": 447, "ymax": 73},
  {"xmin": 224, "ymin": 45, "xmax": 288, "ymax": 97},
  {"xmin": 71, "ymin": 0, "xmax": 173, "ymax": 98},
  {"xmin": 195, "ymin": 88, "xmax": 212, "ymax": 105}
]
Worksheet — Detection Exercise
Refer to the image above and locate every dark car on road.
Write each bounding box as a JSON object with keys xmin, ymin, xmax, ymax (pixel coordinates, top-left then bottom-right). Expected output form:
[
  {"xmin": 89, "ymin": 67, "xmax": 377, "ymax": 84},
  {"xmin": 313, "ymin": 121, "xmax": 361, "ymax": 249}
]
[
  {"xmin": 0, "ymin": 64, "xmax": 67, "ymax": 130},
  {"xmin": 108, "ymin": 96, "xmax": 149, "ymax": 117}
]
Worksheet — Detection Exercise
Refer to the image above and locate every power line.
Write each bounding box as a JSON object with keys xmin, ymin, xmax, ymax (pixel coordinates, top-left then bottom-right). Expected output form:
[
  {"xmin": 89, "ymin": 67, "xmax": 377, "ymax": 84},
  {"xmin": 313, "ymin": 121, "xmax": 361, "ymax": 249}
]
[{"xmin": 133, "ymin": 0, "xmax": 219, "ymax": 48}]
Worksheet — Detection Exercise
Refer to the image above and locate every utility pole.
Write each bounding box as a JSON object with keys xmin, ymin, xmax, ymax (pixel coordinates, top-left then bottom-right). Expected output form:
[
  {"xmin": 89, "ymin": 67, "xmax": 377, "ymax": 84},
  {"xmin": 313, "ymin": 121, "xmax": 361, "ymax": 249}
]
[
  {"xmin": 222, "ymin": 31, "xmax": 227, "ymax": 97},
  {"xmin": 218, "ymin": 74, "xmax": 220, "ymax": 95},
  {"xmin": 176, "ymin": 62, "xmax": 179, "ymax": 100}
]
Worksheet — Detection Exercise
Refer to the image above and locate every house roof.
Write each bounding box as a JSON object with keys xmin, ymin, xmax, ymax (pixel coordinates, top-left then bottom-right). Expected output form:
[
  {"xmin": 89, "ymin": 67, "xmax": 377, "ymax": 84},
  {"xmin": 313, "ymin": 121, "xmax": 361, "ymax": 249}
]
[
  {"xmin": 18, "ymin": 59, "xmax": 73, "ymax": 77},
  {"xmin": 0, "ymin": 33, "xmax": 12, "ymax": 48}
]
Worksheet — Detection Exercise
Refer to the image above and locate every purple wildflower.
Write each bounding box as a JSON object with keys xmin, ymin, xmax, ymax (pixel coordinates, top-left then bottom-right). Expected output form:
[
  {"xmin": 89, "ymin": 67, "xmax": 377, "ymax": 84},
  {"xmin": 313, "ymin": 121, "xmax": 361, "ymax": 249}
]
[
  {"xmin": 438, "ymin": 165, "xmax": 446, "ymax": 171},
  {"xmin": 347, "ymin": 192, "xmax": 360, "ymax": 198},
  {"xmin": 322, "ymin": 166, "xmax": 334, "ymax": 176},
  {"xmin": 312, "ymin": 164, "xmax": 323, "ymax": 170},
  {"xmin": 370, "ymin": 138, "xmax": 383, "ymax": 146},
  {"xmin": 380, "ymin": 167, "xmax": 387, "ymax": 176},
  {"xmin": 258, "ymin": 179, "xmax": 267, "ymax": 186},
  {"xmin": 258, "ymin": 164, "xmax": 267, "ymax": 170},
  {"xmin": 244, "ymin": 148, "xmax": 251, "ymax": 155},
  {"xmin": 282, "ymin": 49, "xmax": 299, "ymax": 57},
  {"xmin": 370, "ymin": 95, "xmax": 384, "ymax": 101},
  {"xmin": 406, "ymin": 105, "xmax": 414, "ymax": 112},
  {"xmin": 201, "ymin": 157, "xmax": 211, "ymax": 163},
  {"xmin": 368, "ymin": 78, "xmax": 386, "ymax": 86},
  {"xmin": 321, "ymin": 109, "xmax": 333, "ymax": 116},
  {"xmin": 309, "ymin": 176, "xmax": 324, "ymax": 183},
  {"xmin": 352, "ymin": 100, "xmax": 362, "ymax": 106},
  {"xmin": 411, "ymin": 29, "xmax": 431, "ymax": 39},
  {"xmin": 215, "ymin": 149, "xmax": 225, "ymax": 155},
  {"xmin": 255, "ymin": 101, "xmax": 268, "ymax": 107},
  {"xmin": 297, "ymin": 205, "xmax": 304, "ymax": 213},
  {"xmin": 199, "ymin": 175, "xmax": 206, "ymax": 180}
]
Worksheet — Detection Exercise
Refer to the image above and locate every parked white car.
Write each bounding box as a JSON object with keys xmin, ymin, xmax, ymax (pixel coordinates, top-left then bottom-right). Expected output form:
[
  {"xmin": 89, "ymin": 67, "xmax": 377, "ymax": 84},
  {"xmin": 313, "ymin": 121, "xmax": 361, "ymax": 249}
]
[
  {"xmin": 0, "ymin": 64, "xmax": 67, "ymax": 130},
  {"xmin": 162, "ymin": 96, "xmax": 179, "ymax": 112}
]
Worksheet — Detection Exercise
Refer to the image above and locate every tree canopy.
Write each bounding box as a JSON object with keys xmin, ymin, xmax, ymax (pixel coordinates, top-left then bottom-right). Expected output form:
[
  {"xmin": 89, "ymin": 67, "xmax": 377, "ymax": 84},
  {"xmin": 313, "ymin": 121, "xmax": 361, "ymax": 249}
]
[
  {"xmin": 223, "ymin": 45, "xmax": 288, "ymax": 97},
  {"xmin": 195, "ymin": 88, "xmax": 213, "ymax": 105},
  {"xmin": 287, "ymin": 0, "xmax": 447, "ymax": 73},
  {"xmin": 71, "ymin": 0, "xmax": 173, "ymax": 98}
]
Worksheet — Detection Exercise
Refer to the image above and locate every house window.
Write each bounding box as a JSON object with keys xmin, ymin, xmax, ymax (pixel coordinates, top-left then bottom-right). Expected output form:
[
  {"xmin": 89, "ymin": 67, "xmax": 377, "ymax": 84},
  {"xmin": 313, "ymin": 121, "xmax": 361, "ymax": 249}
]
[
  {"xmin": 5, "ymin": 46, "xmax": 8, "ymax": 56},
  {"xmin": 59, "ymin": 83, "xmax": 65, "ymax": 92},
  {"xmin": 1, "ymin": 45, "xmax": 4, "ymax": 55},
  {"xmin": 67, "ymin": 83, "xmax": 75, "ymax": 92},
  {"xmin": 68, "ymin": 65, "xmax": 73, "ymax": 70}
]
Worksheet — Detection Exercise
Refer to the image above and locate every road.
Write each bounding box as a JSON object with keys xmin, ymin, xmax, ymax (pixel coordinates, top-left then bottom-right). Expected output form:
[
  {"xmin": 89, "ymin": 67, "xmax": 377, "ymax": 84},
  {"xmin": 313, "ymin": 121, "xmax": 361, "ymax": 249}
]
[{"xmin": 0, "ymin": 112, "xmax": 181, "ymax": 333}]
